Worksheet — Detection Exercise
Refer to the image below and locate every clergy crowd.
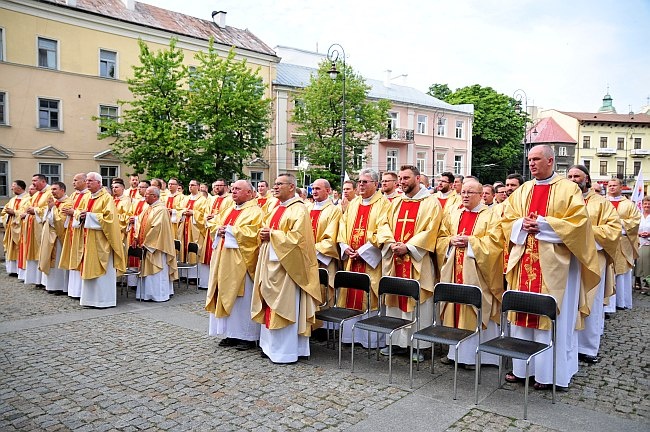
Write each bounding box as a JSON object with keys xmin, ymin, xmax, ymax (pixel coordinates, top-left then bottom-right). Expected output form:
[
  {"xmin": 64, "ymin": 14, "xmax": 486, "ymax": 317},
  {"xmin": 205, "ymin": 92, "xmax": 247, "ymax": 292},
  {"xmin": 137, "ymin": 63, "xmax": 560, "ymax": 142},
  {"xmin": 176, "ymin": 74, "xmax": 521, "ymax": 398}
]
[{"xmin": 2, "ymin": 144, "xmax": 643, "ymax": 390}]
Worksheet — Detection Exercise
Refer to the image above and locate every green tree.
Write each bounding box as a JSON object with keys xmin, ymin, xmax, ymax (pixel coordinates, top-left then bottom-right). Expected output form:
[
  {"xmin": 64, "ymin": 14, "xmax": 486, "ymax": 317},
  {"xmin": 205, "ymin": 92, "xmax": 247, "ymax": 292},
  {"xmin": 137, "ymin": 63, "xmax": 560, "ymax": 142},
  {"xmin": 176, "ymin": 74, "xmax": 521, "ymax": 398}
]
[
  {"xmin": 292, "ymin": 60, "xmax": 391, "ymax": 189},
  {"xmin": 185, "ymin": 41, "xmax": 272, "ymax": 181},
  {"xmin": 97, "ymin": 39, "xmax": 190, "ymax": 180},
  {"xmin": 429, "ymin": 84, "xmax": 526, "ymax": 184},
  {"xmin": 427, "ymin": 83, "xmax": 452, "ymax": 101}
]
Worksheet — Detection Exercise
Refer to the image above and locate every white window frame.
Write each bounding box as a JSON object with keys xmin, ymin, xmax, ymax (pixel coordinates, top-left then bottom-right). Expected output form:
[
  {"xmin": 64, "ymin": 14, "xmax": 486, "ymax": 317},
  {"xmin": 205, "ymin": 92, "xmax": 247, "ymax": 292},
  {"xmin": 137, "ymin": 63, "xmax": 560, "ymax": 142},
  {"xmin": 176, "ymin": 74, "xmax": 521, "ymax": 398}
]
[
  {"xmin": 39, "ymin": 162, "xmax": 62, "ymax": 183},
  {"xmin": 0, "ymin": 91, "xmax": 7, "ymax": 125},
  {"xmin": 416, "ymin": 114, "xmax": 427, "ymax": 135},
  {"xmin": 98, "ymin": 104, "xmax": 118, "ymax": 133},
  {"xmin": 388, "ymin": 112, "xmax": 399, "ymax": 130},
  {"xmin": 386, "ymin": 148, "xmax": 398, "ymax": 172},
  {"xmin": 633, "ymin": 161, "xmax": 641, "ymax": 176},
  {"xmin": 99, "ymin": 49, "xmax": 117, "ymax": 79},
  {"xmin": 455, "ymin": 120, "xmax": 463, "ymax": 139},
  {"xmin": 37, "ymin": 36, "xmax": 58, "ymax": 70},
  {"xmin": 99, "ymin": 165, "xmax": 119, "ymax": 188},
  {"xmin": 437, "ymin": 118, "xmax": 447, "ymax": 136},
  {"xmin": 454, "ymin": 155, "xmax": 463, "ymax": 175},
  {"xmin": 558, "ymin": 146, "xmax": 567, "ymax": 156},
  {"xmin": 416, "ymin": 151, "xmax": 426, "ymax": 174},
  {"xmin": 250, "ymin": 171, "xmax": 263, "ymax": 190},
  {"xmin": 294, "ymin": 149, "xmax": 305, "ymax": 168},
  {"xmin": 0, "ymin": 160, "xmax": 9, "ymax": 197},
  {"xmin": 38, "ymin": 97, "xmax": 61, "ymax": 130},
  {"xmin": 435, "ymin": 153, "xmax": 445, "ymax": 175},
  {"xmin": 0, "ymin": 27, "xmax": 5, "ymax": 62}
]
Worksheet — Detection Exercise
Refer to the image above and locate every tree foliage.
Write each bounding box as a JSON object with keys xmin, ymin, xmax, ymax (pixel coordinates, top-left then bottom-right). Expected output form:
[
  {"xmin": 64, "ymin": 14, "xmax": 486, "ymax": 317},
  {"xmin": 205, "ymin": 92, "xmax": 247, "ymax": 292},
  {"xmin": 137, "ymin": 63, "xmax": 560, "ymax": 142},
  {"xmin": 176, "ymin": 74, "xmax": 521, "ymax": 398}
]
[
  {"xmin": 97, "ymin": 38, "xmax": 271, "ymax": 184},
  {"xmin": 428, "ymin": 83, "xmax": 527, "ymax": 184},
  {"xmin": 427, "ymin": 83, "xmax": 452, "ymax": 101},
  {"xmin": 292, "ymin": 60, "xmax": 391, "ymax": 189}
]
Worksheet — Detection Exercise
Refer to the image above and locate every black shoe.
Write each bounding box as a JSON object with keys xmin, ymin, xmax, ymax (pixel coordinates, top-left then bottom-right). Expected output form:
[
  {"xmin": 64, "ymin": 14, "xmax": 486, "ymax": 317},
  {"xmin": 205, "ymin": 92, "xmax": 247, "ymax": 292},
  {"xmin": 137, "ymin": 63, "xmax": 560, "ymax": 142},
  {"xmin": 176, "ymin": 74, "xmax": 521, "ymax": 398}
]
[
  {"xmin": 311, "ymin": 328, "xmax": 329, "ymax": 342},
  {"xmin": 579, "ymin": 354, "xmax": 600, "ymax": 364},
  {"xmin": 8, "ymin": 273, "xmax": 18, "ymax": 277},
  {"xmin": 188, "ymin": 278, "xmax": 198, "ymax": 285},
  {"xmin": 604, "ymin": 313, "xmax": 613, "ymax": 320},
  {"xmin": 235, "ymin": 340, "xmax": 256, "ymax": 351},
  {"xmin": 615, "ymin": 306, "xmax": 625, "ymax": 311},
  {"xmin": 218, "ymin": 337, "xmax": 239, "ymax": 347},
  {"xmin": 298, "ymin": 355, "xmax": 310, "ymax": 361}
]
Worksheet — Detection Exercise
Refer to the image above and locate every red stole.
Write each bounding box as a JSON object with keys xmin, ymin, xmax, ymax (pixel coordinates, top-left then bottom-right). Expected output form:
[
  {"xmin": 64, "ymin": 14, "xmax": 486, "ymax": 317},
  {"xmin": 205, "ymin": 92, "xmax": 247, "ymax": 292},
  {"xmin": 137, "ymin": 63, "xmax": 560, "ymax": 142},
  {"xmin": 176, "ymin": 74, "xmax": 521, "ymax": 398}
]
[
  {"xmin": 24, "ymin": 191, "xmax": 44, "ymax": 263},
  {"xmin": 393, "ymin": 200, "xmax": 421, "ymax": 311},
  {"xmin": 130, "ymin": 189, "xmax": 137, "ymax": 198},
  {"xmin": 438, "ymin": 197, "xmax": 448, "ymax": 208},
  {"xmin": 212, "ymin": 196, "xmax": 225, "ymax": 213},
  {"xmin": 218, "ymin": 208, "xmax": 242, "ymax": 251},
  {"xmin": 309, "ymin": 209, "xmax": 322, "ymax": 241},
  {"xmin": 182, "ymin": 199, "xmax": 196, "ymax": 258},
  {"xmin": 610, "ymin": 200, "xmax": 620, "ymax": 210},
  {"xmin": 80, "ymin": 197, "xmax": 98, "ymax": 273},
  {"xmin": 346, "ymin": 203, "xmax": 372, "ymax": 309},
  {"xmin": 516, "ymin": 184, "xmax": 551, "ymax": 328},
  {"xmin": 166, "ymin": 195, "xmax": 175, "ymax": 209},
  {"xmin": 450, "ymin": 210, "xmax": 480, "ymax": 326},
  {"xmin": 128, "ymin": 200, "xmax": 147, "ymax": 266},
  {"xmin": 136, "ymin": 207, "xmax": 151, "ymax": 246},
  {"xmin": 264, "ymin": 205, "xmax": 288, "ymax": 327},
  {"xmin": 113, "ymin": 197, "xmax": 120, "ymax": 207},
  {"xmin": 15, "ymin": 198, "xmax": 24, "ymax": 269},
  {"xmin": 257, "ymin": 197, "xmax": 268, "ymax": 208}
]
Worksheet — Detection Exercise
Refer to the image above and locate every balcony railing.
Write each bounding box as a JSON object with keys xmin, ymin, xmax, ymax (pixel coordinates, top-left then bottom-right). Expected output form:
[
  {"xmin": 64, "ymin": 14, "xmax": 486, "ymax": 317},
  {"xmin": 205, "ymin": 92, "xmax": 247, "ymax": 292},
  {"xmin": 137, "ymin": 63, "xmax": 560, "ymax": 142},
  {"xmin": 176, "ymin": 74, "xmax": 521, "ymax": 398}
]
[
  {"xmin": 380, "ymin": 128, "xmax": 414, "ymax": 142},
  {"xmin": 630, "ymin": 149, "xmax": 650, "ymax": 157},
  {"xmin": 595, "ymin": 147, "xmax": 617, "ymax": 156}
]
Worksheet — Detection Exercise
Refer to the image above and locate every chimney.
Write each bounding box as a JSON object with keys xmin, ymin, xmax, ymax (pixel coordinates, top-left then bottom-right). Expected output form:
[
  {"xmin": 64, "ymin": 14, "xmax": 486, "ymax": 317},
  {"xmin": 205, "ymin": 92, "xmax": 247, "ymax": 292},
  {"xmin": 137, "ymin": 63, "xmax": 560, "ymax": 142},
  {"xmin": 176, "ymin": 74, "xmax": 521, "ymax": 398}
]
[
  {"xmin": 122, "ymin": 0, "xmax": 135, "ymax": 11},
  {"xmin": 384, "ymin": 69, "xmax": 392, "ymax": 88},
  {"xmin": 66, "ymin": 0, "xmax": 77, "ymax": 6},
  {"xmin": 212, "ymin": 10, "xmax": 227, "ymax": 29}
]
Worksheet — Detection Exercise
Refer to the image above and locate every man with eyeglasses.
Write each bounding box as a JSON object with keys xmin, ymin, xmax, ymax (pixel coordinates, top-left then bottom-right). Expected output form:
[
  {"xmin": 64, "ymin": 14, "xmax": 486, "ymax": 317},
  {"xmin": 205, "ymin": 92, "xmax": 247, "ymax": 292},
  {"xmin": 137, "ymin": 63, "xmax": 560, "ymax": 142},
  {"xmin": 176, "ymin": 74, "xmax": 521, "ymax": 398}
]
[
  {"xmin": 381, "ymin": 172, "xmax": 400, "ymax": 201},
  {"xmin": 135, "ymin": 186, "xmax": 177, "ymax": 302},
  {"xmin": 76, "ymin": 172, "xmax": 126, "ymax": 308},
  {"xmin": 436, "ymin": 179, "xmax": 504, "ymax": 369},
  {"xmin": 434, "ymin": 172, "xmax": 460, "ymax": 210},
  {"xmin": 494, "ymin": 184, "xmax": 507, "ymax": 204},
  {"xmin": 177, "ymin": 180, "xmax": 208, "ymax": 288},
  {"xmin": 251, "ymin": 173, "xmax": 321, "ymax": 363},
  {"xmin": 501, "ymin": 145, "xmax": 600, "ymax": 390},
  {"xmin": 378, "ymin": 165, "xmax": 442, "ymax": 361},
  {"xmin": 165, "ymin": 178, "xmax": 184, "ymax": 236},
  {"xmin": 337, "ymin": 169, "xmax": 390, "ymax": 348},
  {"xmin": 206, "ymin": 180, "xmax": 263, "ymax": 350},
  {"xmin": 204, "ymin": 179, "xmax": 234, "ymax": 290}
]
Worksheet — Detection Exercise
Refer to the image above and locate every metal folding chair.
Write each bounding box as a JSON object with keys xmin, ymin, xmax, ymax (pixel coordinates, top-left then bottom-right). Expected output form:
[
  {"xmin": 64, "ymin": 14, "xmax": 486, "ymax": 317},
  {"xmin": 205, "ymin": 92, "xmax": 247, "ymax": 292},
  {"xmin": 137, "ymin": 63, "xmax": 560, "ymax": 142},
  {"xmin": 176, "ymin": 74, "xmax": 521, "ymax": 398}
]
[
  {"xmin": 121, "ymin": 246, "xmax": 146, "ymax": 300},
  {"xmin": 175, "ymin": 239, "xmax": 199, "ymax": 292}
]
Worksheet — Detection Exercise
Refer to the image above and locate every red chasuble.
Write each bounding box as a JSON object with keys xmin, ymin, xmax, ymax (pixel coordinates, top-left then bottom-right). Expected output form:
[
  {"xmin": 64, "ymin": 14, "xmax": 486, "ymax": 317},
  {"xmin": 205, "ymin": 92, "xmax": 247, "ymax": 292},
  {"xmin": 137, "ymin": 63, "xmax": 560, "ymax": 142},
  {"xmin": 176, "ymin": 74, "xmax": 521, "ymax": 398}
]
[
  {"xmin": 516, "ymin": 184, "xmax": 551, "ymax": 328},
  {"xmin": 264, "ymin": 205, "xmax": 288, "ymax": 327},
  {"xmin": 393, "ymin": 200, "xmax": 421, "ymax": 311},
  {"xmin": 166, "ymin": 196, "xmax": 175, "ymax": 209},
  {"xmin": 309, "ymin": 209, "xmax": 321, "ymax": 241},
  {"xmin": 346, "ymin": 203, "xmax": 372, "ymax": 310},
  {"xmin": 438, "ymin": 197, "xmax": 448, "ymax": 209}
]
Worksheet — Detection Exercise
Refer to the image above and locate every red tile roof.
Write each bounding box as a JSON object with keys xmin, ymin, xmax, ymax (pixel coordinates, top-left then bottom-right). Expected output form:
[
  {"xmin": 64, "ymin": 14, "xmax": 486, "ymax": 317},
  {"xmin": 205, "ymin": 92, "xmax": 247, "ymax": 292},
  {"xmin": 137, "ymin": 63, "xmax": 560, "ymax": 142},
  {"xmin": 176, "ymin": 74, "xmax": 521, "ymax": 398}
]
[
  {"xmin": 530, "ymin": 117, "xmax": 576, "ymax": 144},
  {"xmin": 559, "ymin": 111, "xmax": 650, "ymax": 125},
  {"xmin": 45, "ymin": 0, "xmax": 277, "ymax": 57}
]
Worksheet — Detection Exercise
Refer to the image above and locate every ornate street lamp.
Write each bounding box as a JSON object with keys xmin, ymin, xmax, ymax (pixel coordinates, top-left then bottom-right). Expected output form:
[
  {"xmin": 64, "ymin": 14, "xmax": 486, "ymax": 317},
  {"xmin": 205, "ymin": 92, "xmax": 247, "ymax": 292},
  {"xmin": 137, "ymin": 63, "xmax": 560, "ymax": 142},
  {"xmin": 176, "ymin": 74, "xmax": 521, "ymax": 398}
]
[
  {"xmin": 513, "ymin": 89, "xmax": 529, "ymax": 180},
  {"xmin": 327, "ymin": 44, "xmax": 346, "ymax": 189}
]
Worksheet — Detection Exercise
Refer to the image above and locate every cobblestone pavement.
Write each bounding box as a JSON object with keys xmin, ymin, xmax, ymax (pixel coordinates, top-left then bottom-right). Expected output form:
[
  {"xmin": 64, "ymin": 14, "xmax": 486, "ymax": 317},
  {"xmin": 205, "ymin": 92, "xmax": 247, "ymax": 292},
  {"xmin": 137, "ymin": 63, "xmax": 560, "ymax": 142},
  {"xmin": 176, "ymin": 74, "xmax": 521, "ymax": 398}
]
[{"xmin": 0, "ymin": 266, "xmax": 648, "ymax": 431}]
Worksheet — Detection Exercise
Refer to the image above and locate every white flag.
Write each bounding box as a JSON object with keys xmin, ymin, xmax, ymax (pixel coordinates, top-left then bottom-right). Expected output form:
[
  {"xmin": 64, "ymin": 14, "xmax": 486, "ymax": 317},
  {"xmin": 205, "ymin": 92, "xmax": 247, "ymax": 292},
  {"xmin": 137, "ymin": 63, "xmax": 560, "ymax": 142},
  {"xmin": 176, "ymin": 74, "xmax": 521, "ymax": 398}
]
[{"xmin": 631, "ymin": 169, "xmax": 645, "ymax": 211}]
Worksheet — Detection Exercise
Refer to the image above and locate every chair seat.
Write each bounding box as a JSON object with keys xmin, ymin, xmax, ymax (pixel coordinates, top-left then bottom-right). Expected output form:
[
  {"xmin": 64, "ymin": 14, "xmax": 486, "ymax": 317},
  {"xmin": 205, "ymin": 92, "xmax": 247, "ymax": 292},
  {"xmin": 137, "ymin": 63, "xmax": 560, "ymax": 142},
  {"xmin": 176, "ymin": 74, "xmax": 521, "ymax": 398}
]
[
  {"xmin": 413, "ymin": 325, "xmax": 475, "ymax": 346},
  {"xmin": 123, "ymin": 268, "xmax": 141, "ymax": 276},
  {"xmin": 478, "ymin": 336, "xmax": 550, "ymax": 360},
  {"xmin": 355, "ymin": 315, "xmax": 413, "ymax": 333},
  {"xmin": 316, "ymin": 307, "xmax": 364, "ymax": 324}
]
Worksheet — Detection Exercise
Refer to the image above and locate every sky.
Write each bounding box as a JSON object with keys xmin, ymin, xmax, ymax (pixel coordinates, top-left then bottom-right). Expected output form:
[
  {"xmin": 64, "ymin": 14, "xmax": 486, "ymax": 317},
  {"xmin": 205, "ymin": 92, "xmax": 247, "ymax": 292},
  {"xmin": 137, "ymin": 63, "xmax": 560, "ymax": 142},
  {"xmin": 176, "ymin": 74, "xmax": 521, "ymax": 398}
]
[{"xmin": 143, "ymin": 0, "xmax": 650, "ymax": 113}]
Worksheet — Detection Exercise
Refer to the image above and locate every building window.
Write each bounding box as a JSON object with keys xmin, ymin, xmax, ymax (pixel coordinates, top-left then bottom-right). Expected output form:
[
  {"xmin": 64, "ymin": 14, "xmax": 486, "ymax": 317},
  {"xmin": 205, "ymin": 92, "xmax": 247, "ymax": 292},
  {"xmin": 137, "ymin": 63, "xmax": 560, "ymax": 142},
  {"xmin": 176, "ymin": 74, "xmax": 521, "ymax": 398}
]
[
  {"xmin": 39, "ymin": 163, "xmax": 61, "ymax": 183},
  {"xmin": 388, "ymin": 112, "xmax": 398, "ymax": 131},
  {"xmin": 416, "ymin": 114, "xmax": 427, "ymax": 134},
  {"xmin": 558, "ymin": 146, "xmax": 567, "ymax": 156},
  {"xmin": 352, "ymin": 148, "xmax": 363, "ymax": 170},
  {"xmin": 437, "ymin": 118, "xmax": 447, "ymax": 136},
  {"xmin": 455, "ymin": 120, "xmax": 463, "ymax": 139},
  {"xmin": 583, "ymin": 136, "xmax": 591, "ymax": 149},
  {"xmin": 454, "ymin": 155, "xmax": 463, "ymax": 175},
  {"xmin": 100, "ymin": 165, "xmax": 119, "ymax": 188},
  {"xmin": 0, "ymin": 160, "xmax": 7, "ymax": 197},
  {"xmin": 617, "ymin": 161, "xmax": 625, "ymax": 178},
  {"xmin": 599, "ymin": 161, "xmax": 607, "ymax": 176},
  {"xmin": 294, "ymin": 150, "xmax": 305, "ymax": 168},
  {"xmin": 99, "ymin": 105, "xmax": 118, "ymax": 133},
  {"xmin": 37, "ymin": 37, "xmax": 57, "ymax": 69},
  {"xmin": 0, "ymin": 92, "xmax": 6, "ymax": 125},
  {"xmin": 634, "ymin": 161, "xmax": 641, "ymax": 176},
  {"xmin": 617, "ymin": 137, "xmax": 625, "ymax": 150},
  {"xmin": 600, "ymin": 136, "xmax": 608, "ymax": 148},
  {"xmin": 435, "ymin": 153, "xmax": 445, "ymax": 175},
  {"xmin": 99, "ymin": 49, "xmax": 117, "ymax": 79},
  {"xmin": 416, "ymin": 152, "xmax": 426, "ymax": 174},
  {"xmin": 38, "ymin": 98, "xmax": 60, "ymax": 130},
  {"xmin": 635, "ymin": 138, "xmax": 642, "ymax": 149},
  {"xmin": 0, "ymin": 28, "xmax": 5, "ymax": 61},
  {"xmin": 250, "ymin": 171, "xmax": 262, "ymax": 190},
  {"xmin": 386, "ymin": 149, "xmax": 398, "ymax": 172},
  {"xmin": 583, "ymin": 160, "xmax": 590, "ymax": 173}
]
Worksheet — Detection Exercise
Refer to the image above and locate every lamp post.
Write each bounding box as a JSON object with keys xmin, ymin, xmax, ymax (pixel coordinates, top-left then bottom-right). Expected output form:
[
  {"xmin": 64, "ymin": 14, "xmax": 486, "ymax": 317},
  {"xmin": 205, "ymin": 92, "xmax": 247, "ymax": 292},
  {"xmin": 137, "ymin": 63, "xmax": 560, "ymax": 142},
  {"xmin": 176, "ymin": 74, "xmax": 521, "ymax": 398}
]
[
  {"xmin": 432, "ymin": 109, "xmax": 445, "ymax": 178},
  {"xmin": 513, "ymin": 89, "xmax": 529, "ymax": 180},
  {"xmin": 327, "ymin": 44, "xmax": 346, "ymax": 189}
]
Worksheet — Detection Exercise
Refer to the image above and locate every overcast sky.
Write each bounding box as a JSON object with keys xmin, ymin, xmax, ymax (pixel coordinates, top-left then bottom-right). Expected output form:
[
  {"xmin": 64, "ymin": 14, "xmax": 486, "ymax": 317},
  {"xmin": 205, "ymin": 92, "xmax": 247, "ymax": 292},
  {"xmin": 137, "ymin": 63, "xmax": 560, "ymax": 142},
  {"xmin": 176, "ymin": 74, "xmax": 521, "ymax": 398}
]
[{"xmin": 143, "ymin": 0, "xmax": 649, "ymax": 113}]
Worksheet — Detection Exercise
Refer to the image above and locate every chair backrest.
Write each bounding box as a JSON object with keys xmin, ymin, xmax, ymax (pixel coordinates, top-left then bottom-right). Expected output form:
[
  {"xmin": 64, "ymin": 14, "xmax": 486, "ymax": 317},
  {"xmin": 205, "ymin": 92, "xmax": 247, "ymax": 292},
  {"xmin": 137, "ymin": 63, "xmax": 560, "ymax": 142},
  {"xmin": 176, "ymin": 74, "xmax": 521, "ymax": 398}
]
[
  {"xmin": 127, "ymin": 246, "xmax": 144, "ymax": 260},
  {"xmin": 378, "ymin": 276, "xmax": 420, "ymax": 301},
  {"xmin": 334, "ymin": 271, "xmax": 371, "ymax": 293},
  {"xmin": 174, "ymin": 239, "xmax": 181, "ymax": 252},
  {"xmin": 319, "ymin": 268, "xmax": 329, "ymax": 287},
  {"xmin": 187, "ymin": 242, "xmax": 199, "ymax": 255},
  {"xmin": 501, "ymin": 290, "xmax": 557, "ymax": 321},
  {"xmin": 433, "ymin": 283, "xmax": 482, "ymax": 310}
]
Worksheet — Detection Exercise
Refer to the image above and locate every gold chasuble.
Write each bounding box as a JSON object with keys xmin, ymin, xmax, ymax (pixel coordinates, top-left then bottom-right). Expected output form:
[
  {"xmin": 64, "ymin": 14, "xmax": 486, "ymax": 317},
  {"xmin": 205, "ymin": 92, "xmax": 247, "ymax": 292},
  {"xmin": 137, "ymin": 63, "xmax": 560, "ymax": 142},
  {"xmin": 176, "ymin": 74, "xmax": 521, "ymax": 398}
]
[
  {"xmin": 608, "ymin": 197, "xmax": 640, "ymax": 275},
  {"xmin": 251, "ymin": 198, "xmax": 321, "ymax": 336},
  {"xmin": 434, "ymin": 190, "xmax": 460, "ymax": 211},
  {"xmin": 337, "ymin": 191, "xmax": 390, "ymax": 310},
  {"xmin": 437, "ymin": 205, "xmax": 504, "ymax": 329},
  {"xmin": 59, "ymin": 190, "xmax": 90, "ymax": 271},
  {"xmin": 205, "ymin": 199, "xmax": 263, "ymax": 318},
  {"xmin": 165, "ymin": 192, "xmax": 183, "ymax": 237},
  {"xmin": 80, "ymin": 188, "xmax": 126, "ymax": 279},
  {"xmin": 203, "ymin": 194, "xmax": 234, "ymax": 268},
  {"xmin": 378, "ymin": 189, "xmax": 441, "ymax": 312},
  {"xmin": 1, "ymin": 193, "xmax": 30, "ymax": 264},
  {"xmin": 176, "ymin": 194, "xmax": 208, "ymax": 264},
  {"xmin": 23, "ymin": 186, "xmax": 53, "ymax": 262},
  {"xmin": 38, "ymin": 196, "xmax": 72, "ymax": 275},
  {"xmin": 135, "ymin": 201, "xmax": 178, "ymax": 280},
  {"xmin": 307, "ymin": 199, "xmax": 342, "ymax": 301},
  {"xmin": 502, "ymin": 176, "xmax": 600, "ymax": 330}
]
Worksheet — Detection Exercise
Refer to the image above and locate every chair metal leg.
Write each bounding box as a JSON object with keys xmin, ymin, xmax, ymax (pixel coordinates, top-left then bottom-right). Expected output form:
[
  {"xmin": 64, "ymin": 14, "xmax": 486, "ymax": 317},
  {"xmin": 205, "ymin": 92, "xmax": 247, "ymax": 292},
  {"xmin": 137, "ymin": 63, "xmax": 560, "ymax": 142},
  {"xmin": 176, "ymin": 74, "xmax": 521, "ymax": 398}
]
[
  {"xmin": 552, "ymin": 344, "xmax": 556, "ymax": 404},
  {"xmin": 430, "ymin": 342, "xmax": 435, "ymax": 374},
  {"xmin": 474, "ymin": 347, "xmax": 480, "ymax": 405},
  {"xmin": 453, "ymin": 347, "xmax": 459, "ymax": 400},
  {"xmin": 388, "ymin": 336, "xmax": 393, "ymax": 384},
  {"xmin": 524, "ymin": 361, "xmax": 530, "ymax": 420},
  {"xmin": 409, "ymin": 338, "xmax": 414, "ymax": 388},
  {"xmin": 337, "ymin": 322, "xmax": 343, "ymax": 368},
  {"xmin": 351, "ymin": 327, "xmax": 356, "ymax": 372}
]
